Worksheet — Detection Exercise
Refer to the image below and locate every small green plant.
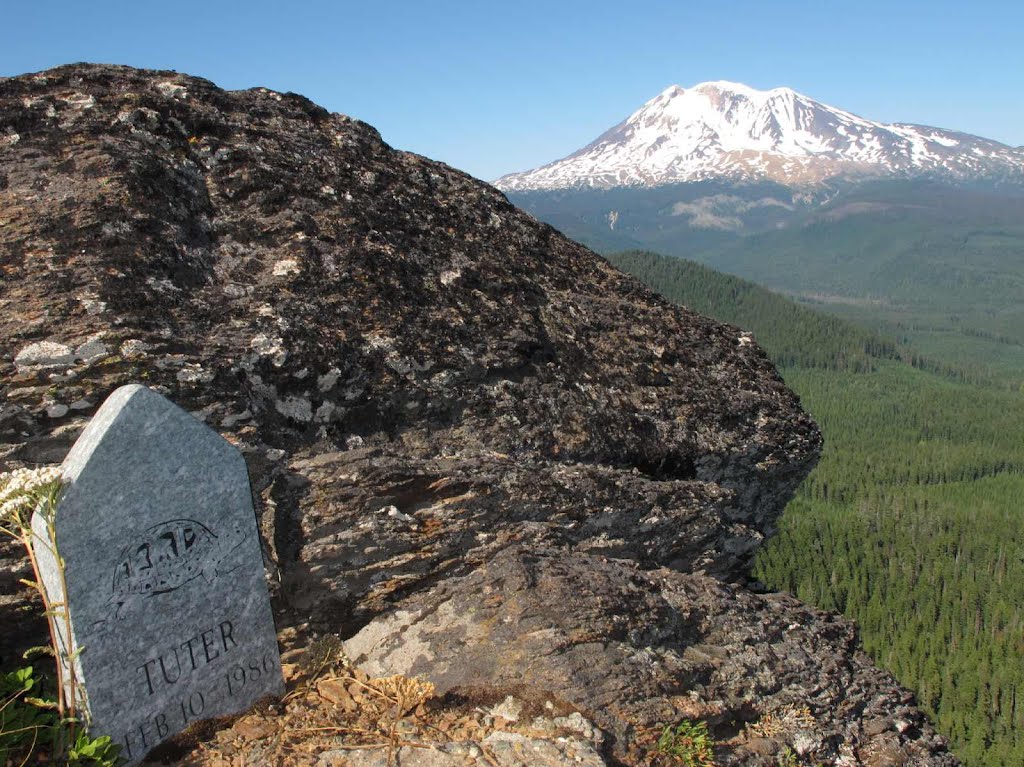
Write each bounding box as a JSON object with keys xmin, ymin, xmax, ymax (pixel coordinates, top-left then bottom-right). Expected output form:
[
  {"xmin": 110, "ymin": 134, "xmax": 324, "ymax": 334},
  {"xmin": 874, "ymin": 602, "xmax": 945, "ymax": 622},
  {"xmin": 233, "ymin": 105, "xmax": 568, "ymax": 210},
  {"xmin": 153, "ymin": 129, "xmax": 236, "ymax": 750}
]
[
  {"xmin": 1, "ymin": 665, "xmax": 57, "ymax": 763},
  {"xmin": 773, "ymin": 746, "xmax": 824, "ymax": 767},
  {"xmin": 67, "ymin": 729, "xmax": 121, "ymax": 765},
  {"xmin": 0, "ymin": 467, "xmax": 122, "ymax": 766},
  {"xmin": 1, "ymin": 665, "xmax": 121, "ymax": 766},
  {"xmin": 656, "ymin": 719, "xmax": 716, "ymax": 766},
  {"xmin": 777, "ymin": 746, "xmax": 799, "ymax": 767}
]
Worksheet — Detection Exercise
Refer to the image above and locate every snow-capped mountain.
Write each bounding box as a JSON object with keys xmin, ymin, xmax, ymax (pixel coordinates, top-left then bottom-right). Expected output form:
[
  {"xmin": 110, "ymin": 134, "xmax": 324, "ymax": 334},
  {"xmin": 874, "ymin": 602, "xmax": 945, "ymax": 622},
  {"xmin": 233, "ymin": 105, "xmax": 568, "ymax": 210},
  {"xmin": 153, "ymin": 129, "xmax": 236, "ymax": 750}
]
[{"xmin": 495, "ymin": 82, "xmax": 1024, "ymax": 190}]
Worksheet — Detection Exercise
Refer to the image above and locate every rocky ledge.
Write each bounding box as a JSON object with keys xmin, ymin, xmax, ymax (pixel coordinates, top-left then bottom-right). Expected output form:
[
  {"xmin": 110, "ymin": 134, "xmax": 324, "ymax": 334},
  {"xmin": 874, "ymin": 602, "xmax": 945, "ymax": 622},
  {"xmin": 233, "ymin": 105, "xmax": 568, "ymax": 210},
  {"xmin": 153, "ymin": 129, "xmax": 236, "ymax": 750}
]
[{"xmin": 0, "ymin": 64, "xmax": 955, "ymax": 765}]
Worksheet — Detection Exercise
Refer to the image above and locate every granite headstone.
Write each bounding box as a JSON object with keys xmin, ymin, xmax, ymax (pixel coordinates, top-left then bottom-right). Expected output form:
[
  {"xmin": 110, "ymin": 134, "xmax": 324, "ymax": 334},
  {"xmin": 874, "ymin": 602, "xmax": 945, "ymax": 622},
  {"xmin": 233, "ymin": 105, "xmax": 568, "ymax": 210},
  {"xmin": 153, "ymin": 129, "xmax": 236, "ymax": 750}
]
[{"xmin": 31, "ymin": 385, "xmax": 283, "ymax": 765}]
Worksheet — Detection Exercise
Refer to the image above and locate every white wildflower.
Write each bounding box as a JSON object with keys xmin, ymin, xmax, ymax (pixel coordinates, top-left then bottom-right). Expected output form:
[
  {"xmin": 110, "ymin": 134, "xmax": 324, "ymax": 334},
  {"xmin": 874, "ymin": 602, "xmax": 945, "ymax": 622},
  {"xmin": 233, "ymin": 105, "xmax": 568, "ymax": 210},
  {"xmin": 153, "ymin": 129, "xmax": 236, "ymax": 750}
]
[{"xmin": 0, "ymin": 467, "xmax": 62, "ymax": 524}]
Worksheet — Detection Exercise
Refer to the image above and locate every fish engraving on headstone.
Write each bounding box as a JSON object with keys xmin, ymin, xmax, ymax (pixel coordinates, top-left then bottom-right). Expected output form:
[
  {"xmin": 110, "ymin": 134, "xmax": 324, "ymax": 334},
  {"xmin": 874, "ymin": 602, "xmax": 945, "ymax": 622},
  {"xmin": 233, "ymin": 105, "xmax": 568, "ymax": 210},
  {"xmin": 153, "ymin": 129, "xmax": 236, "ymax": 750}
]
[{"xmin": 31, "ymin": 384, "xmax": 284, "ymax": 766}]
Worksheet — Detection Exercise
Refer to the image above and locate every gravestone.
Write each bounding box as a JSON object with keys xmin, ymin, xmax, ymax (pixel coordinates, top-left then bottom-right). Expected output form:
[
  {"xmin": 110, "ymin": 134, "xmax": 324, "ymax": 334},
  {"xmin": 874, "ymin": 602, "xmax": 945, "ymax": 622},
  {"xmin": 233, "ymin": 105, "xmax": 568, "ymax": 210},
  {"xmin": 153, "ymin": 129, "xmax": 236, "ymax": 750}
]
[{"xmin": 31, "ymin": 385, "xmax": 283, "ymax": 765}]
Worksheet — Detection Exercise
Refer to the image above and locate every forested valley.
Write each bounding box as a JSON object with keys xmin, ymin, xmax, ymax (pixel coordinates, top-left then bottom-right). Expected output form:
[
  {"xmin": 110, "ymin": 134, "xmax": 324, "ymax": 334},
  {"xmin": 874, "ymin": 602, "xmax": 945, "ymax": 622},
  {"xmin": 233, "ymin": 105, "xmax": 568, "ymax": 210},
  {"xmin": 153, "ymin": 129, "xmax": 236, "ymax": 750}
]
[{"xmin": 608, "ymin": 250, "xmax": 1024, "ymax": 767}]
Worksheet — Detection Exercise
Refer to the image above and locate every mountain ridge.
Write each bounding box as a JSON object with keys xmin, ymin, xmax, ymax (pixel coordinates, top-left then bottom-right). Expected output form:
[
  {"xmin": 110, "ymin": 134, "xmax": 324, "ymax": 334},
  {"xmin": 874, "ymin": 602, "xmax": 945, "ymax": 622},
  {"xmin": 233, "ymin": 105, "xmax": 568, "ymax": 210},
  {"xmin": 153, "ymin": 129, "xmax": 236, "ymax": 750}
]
[{"xmin": 496, "ymin": 81, "xmax": 1024, "ymax": 190}]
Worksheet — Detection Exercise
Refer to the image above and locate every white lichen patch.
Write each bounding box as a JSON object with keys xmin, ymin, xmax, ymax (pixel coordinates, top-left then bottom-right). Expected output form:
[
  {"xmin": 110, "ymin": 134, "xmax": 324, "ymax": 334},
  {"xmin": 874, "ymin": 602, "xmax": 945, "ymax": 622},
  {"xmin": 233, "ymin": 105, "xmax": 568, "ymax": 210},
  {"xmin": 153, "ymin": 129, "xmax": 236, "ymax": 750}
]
[
  {"xmin": 14, "ymin": 341, "xmax": 74, "ymax": 372},
  {"xmin": 245, "ymin": 373, "xmax": 276, "ymax": 400},
  {"xmin": 59, "ymin": 92, "xmax": 95, "ymax": 110},
  {"xmin": 77, "ymin": 293, "xmax": 107, "ymax": 315},
  {"xmin": 154, "ymin": 354, "xmax": 187, "ymax": 370},
  {"xmin": 119, "ymin": 339, "xmax": 150, "ymax": 358},
  {"xmin": 550, "ymin": 712, "xmax": 601, "ymax": 743},
  {"xmin": 221, "ymin": 410, "xmax": 252, "ymax": 428},
  {"xmin": 272, "ymin": 258, "xmax": 301, "ymax": 277},
  {"xmin": 318, "ymin": 367, "xmax": 341, "ymax": 392},
  {"xmin": 792, "ymin": 731, "xmax": 822, "ymax": 756},
  {"xmin": 439, "ymin": 269, "xmax": 461, "ymax": 286},
  {"xmin": 0, "ymin": 132, "xmax": 20, "ymax": 148},
  {"xmin": 257, "ymin": 88, "xmax": 283, "ymax": 102},
  {"xmin": 250, "ymin": 334, "xmax": 287, "ymax": 367},
  {"xmin": 315, "ymin": 401, "xmax": 338, "ymax": 423},
  {"xmin": 386, "ymin": 356, "xmax": 413, "ymax": 375},
  {"xmin": 363, "ymin": 333, "xmax": 395, "ymax": 352},
  {"xmin": 276, "ymin": 396, "xmax": 313, "ymax": 422},
  {"xmin": 835, "ymin": 748, "xmax": 858, "ymax": 767},
  {"xmin": 145, "ymin": 276, "xmax": 181, "ymax": 294},
  {"xmin": 489, "ymin": 695, "xmax": 523, "ymax": 722},
  {"xmin": 74, "ymin": 334, "xmax": 109, "ymax": 365},
  {"xmin": 117, "ymin": 107, "xmax": 160, "ymax": 131},
  {"xmin": 344, "ymin": 600, "xmax": 488, "ymax": 679},
  {"xmin": 156, "ymin": 81, "xmax": 188, "ymax": 99},
  {"xmin": 176, "ymin": 364, "xmax": 215, "ymax": 384}
]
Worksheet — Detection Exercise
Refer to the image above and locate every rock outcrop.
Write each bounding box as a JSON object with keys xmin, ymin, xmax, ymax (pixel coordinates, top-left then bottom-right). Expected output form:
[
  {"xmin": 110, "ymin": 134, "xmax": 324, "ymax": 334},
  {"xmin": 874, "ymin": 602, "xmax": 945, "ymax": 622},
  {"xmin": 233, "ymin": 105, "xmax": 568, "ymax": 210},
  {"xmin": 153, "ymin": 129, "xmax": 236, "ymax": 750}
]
[
  {"xmin": 0, "ymin": 64, "xmax": 955, "ymax": 765},
  {"xmin": 347, "ymin": 545, "xmax": 954, "ymax": 766}
]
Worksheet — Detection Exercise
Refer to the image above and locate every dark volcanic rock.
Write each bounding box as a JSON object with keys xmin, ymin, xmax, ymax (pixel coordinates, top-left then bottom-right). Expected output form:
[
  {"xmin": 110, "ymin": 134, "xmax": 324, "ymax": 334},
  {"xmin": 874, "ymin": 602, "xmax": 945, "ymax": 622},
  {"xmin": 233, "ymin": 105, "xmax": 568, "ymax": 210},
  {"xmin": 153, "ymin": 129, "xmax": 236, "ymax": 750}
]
[
  {"xmin": 0, "ymin": 63, "xmax": 954, "ymax": 764},
  {"xmin": 0, "ymin": 62, "xmax": 816, "ymax": 616},
  {"xmin": 346, "ymin": 545, "xmax": 958, "ymax": 766}
]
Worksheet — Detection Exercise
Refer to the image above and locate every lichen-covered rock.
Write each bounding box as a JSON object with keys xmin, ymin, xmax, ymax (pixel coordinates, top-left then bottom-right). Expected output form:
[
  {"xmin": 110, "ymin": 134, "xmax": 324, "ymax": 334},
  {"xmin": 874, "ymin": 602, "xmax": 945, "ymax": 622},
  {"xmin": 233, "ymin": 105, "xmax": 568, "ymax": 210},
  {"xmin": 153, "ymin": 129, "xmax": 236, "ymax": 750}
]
[
  {"xmin": 0, "ymin": 64, "xmax": 955, "ymax": 764},
  {"xmin": 346, "ymin": 545, "xmax": 958, "ymax": 767},
  {"xmin": 0, "ymin": 62, "xmax": 816, "ymax": 616},
  {"xmin": 320, "ymin": 732, "xmax": 609, "ymax": 767}
]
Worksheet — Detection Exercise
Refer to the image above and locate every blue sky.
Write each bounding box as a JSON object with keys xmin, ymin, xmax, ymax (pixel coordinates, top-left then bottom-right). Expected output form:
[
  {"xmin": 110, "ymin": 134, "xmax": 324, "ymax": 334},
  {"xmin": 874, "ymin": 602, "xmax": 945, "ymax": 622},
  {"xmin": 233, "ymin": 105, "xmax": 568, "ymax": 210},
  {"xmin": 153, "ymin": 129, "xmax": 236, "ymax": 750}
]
[{"xmin": 3, "ymin": 0, "xmax": 1022, "ymax": 181}]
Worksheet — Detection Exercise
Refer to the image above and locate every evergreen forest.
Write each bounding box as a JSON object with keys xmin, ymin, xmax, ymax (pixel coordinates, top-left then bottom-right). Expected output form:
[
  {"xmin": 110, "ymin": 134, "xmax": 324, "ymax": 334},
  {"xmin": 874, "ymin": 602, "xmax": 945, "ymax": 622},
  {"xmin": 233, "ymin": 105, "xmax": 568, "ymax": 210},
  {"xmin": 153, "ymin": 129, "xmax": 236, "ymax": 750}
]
[{"xmin": 607, "ymin": 249, "xmax": 1024, "ymax": 767}]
